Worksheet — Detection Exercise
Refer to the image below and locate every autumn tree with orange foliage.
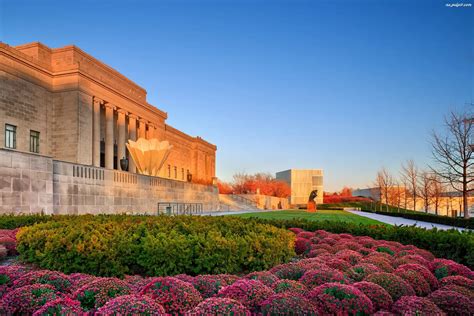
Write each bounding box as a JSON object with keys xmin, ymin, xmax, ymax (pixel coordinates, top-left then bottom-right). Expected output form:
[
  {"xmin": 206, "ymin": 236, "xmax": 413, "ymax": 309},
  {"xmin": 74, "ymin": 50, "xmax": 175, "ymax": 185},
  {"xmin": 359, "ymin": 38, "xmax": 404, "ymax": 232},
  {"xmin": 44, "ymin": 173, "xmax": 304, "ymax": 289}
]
[{"xmin": 217, "ymin": 172, "xmax": 290, "ymax": 198}]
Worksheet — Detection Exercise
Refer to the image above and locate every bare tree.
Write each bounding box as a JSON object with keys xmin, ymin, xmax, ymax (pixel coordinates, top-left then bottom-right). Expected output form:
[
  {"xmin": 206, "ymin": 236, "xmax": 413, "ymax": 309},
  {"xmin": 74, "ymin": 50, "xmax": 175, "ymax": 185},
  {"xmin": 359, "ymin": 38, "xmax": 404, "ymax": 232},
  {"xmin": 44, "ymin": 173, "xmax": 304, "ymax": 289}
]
[
  {"xmin": 430, "ymin": 174, "xmax": 444, "ymax": 215},
  {"xmin": 375, "ymin": 168, "xmax": 394, "ymax": 211},
  {"xmin": 418, "ymin": 171, "xmax": 433, "ymax": 213},
  {"xmin": 401, "ymin": 160, "xmax": 419, "ymax": 211},
  {"xmin": 431, "ymin": 110, "xmax": 474, "ymax": 219}
]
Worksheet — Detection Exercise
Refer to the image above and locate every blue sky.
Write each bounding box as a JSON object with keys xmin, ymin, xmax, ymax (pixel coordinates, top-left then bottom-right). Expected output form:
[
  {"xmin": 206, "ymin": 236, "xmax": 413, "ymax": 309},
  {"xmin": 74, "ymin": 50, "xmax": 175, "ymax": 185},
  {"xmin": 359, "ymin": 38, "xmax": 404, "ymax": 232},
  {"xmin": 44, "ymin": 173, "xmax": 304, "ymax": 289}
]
[{"xmin": 1, "ymin": 0, "xmax": 472, "ymax": 191}]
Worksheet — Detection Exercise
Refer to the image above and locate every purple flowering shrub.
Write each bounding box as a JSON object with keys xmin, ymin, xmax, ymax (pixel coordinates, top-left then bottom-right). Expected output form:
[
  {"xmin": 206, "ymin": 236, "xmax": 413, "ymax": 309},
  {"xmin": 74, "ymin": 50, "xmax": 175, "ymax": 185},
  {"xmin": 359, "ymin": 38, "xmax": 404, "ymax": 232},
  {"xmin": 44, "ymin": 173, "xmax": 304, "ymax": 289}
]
[
  {"xmin": 307, "ymin": 283, "xmax": 373, "ymax": 315},
  {"xmin": 95, "ymin": 294, "xmax": 166, "ymax": 315},
  {"xmin": 428, "ymin": 289, "xmax": 474, "ymax": 315},
  {"xmin": 365, "ymin": 272, "xmax": 415, "ymax": 300},
  {"xmin": 13, "ymin": 270, "xmax": 72, "ymax": 293},
  {"xmin": 346, "ymin": 263, "xmax": 381, "ymax": 282},
  {"xmin": 272, "ymin": 279, "xmax": 307, "ymax": 295},
  {"xmin": 1, "ymin": 284, "xmax": 60, "ymax": 314},
  {"xmin": 299, "ymin": 267, "xmax": 347, "ymax": 288},
  {"xmin": 73, "ymin": 277, "xmax": 131, "ymax": 311},
  {"xmin": 394, "ymin": 269, "xmax": 431, "ymax": 296},
  {"xmin": 192, "ymin": 274, "xmax": 228, "ymax": 298},
  {"xmin": 439, "ymin": 275, "xmax": 474, "ymax": 290},
  {"xmin": 244, "ymin": 271, "xmax": 279, "ymax": 287},
  {"xmin": 190, "ymin": 297, "xmax": 250, "ymax": 315},
  {"xmin": 429, "ymin": 258, "xmax": 474, "ymax": 280},
  {"xmin": 353, "ymin": 281, "xmax": 393, "ymax": 311},
  {"xmin": 140, "ymin": 277, "xmax": 202, "ymax": 314},
  {"xmin": 217, "ymin": 279, "xmax": 273, "ymax": 312},
  {"xmin": 259, "ymin": 292, "xmax": 317, "ymax": 315},
  {"xmin": 395, "ymin": 264, "xmax": 439, "ymax": 291},
  {"xmin": 391, "ymin": 296, "xmax": 443, "ymax": 315},
  {"xmin": 32, "ymin": 297, "xmax": 83, "ymax": 316},
  {"xmin": 269, "ymin": 263, "xmax": 306, "ymax": 280}
]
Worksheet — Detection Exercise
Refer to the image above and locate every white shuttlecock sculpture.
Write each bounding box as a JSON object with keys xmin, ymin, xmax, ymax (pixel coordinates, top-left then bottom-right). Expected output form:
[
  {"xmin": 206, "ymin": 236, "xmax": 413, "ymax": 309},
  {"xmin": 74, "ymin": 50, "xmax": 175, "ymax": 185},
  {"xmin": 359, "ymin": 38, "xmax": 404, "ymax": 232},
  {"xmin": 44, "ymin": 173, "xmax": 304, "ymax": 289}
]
[{"xmin": 126, "ymin": 138, "xmax": 173, "ymax": 176}]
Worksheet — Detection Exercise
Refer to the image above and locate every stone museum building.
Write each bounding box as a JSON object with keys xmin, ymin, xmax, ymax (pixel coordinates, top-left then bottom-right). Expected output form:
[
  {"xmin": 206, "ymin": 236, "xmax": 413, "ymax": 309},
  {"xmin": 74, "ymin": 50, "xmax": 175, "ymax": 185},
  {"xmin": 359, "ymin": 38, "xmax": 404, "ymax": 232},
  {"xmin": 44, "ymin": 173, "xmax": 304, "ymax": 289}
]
[{"xmin": 0, "ymin": 42, "xmax": 218, "ymax": 214}]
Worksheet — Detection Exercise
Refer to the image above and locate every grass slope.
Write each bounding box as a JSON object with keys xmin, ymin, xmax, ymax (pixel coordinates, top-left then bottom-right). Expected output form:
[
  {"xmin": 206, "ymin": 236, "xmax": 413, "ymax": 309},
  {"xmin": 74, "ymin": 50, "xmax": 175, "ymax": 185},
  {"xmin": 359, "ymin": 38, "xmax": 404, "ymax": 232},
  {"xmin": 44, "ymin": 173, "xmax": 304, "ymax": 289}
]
[{"xmin": 231, "ymin": 209, "xmax": 385, "ymax": 225}]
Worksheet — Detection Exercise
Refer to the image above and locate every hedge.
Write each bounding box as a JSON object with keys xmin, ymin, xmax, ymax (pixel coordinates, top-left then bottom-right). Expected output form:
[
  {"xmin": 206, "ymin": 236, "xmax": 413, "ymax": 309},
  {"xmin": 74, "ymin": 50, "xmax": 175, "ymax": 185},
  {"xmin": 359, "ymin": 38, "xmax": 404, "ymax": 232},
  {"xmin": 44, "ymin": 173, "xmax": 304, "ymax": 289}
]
[
  {"xmin": 317, "ymin": 202, "xmax": 474, "ymax": 229},
  {"xmin": 16, "ymin": 215, "xmax": 295, "ymax": 277},
  {"xmin": 361, "ymin": 210, "xmax": 474, "ymax": 229},
  {"xmin": 240, "ymin": 218, "xmax": 474, "ymax": 269}
]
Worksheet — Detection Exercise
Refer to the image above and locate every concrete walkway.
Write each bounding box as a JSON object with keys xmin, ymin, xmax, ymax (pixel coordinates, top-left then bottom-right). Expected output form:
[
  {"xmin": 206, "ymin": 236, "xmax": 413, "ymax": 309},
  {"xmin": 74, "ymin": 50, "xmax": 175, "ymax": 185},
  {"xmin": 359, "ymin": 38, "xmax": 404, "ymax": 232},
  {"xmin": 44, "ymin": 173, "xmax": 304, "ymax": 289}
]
[{"xmin": 347, "ymin": 210, "xmax": 470, "ymax": 231}]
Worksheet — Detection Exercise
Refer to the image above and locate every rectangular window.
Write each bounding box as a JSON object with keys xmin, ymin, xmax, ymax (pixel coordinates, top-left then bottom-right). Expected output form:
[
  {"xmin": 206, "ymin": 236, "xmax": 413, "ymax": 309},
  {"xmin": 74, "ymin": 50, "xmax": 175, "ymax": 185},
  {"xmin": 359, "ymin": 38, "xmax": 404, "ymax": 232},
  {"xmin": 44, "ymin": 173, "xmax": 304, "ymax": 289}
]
[
  {"xmin": 5, "ymin": 124, "xmax": 16, "ymax": 149},
  {"xmin": 30, "ymin": 130, "xmax": 40, "ymax": 153},
  {"xmin": 174, "ymin": 166, "xmax": 177, "ymax": 179},
  {"xmin": 181, "ymin": 168, "xmax": 184, "ymax": 180},
  {"xmin": 168, "ymin": 164, "xmax": 171, "ymax": 178}
]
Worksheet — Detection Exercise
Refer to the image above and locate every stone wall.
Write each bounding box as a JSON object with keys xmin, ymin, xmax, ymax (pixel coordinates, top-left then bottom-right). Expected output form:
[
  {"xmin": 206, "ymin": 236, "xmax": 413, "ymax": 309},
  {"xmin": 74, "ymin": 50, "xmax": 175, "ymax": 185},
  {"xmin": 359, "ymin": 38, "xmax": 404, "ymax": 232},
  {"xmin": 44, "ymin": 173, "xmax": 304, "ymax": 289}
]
[
  {"xmin": 237, "ymin": 194, "xmax": 290, "ymax": 210},
  {"xmin": 0, "ymin": 149, "xmax": 219, "ymax": 215}
]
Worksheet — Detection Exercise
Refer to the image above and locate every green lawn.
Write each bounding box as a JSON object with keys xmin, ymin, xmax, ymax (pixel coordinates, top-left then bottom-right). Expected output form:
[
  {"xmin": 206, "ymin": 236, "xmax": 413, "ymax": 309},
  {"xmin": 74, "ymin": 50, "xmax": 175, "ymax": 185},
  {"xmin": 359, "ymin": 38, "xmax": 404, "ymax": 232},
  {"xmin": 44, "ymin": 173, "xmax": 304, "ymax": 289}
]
[{"xmin": 231, "ymin": 209, "xmax": 385, "ymax": 225}]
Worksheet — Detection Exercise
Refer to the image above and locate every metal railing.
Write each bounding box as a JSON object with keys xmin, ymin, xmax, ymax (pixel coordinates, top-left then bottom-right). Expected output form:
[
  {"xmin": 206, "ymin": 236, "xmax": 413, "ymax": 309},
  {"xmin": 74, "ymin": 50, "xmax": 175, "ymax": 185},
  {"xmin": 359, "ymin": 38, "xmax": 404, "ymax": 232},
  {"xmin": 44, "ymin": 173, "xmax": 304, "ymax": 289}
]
[{"xmin": 157, "ymin": 202, "xmax": 203, "ymax": 215}]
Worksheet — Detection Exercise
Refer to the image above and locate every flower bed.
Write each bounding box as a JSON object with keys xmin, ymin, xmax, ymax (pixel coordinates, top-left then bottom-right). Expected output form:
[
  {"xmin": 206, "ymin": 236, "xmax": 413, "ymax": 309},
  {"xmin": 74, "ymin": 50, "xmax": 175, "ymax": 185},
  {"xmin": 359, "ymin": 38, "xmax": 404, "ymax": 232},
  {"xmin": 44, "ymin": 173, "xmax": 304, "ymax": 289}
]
[{"xmin": 0, "ymin": 229, "xmax": 472, "ymax": 315}]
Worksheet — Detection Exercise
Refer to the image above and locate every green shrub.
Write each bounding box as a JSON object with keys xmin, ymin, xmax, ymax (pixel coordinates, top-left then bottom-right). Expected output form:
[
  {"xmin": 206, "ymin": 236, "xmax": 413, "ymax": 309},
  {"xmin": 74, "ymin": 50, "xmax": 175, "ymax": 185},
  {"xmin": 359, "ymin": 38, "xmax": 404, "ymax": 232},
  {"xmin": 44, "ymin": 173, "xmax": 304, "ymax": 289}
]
[
  {"xmin": 16, "ymin": 215, "xmax": 295, "ymax": 277},
  {"xmin": 239, "ymin": 217, "xmax": 474, "ymax": 269}
]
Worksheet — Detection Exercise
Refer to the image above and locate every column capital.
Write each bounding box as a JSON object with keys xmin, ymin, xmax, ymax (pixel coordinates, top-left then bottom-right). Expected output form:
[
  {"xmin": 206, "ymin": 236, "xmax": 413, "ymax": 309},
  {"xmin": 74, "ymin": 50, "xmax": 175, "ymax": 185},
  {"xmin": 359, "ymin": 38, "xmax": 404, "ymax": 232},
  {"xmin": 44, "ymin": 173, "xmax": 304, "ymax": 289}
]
[
  {"xmin": 148, "ymin": 123, "xmax": 156, "ymax": 129},
  {"xmin": 128, "ymin": 114, "xmax": 139, "ymax": 120},
  {"xmin": 117, "ymin": 108, "xmax": 128, "ymax": 115},
  {"xmin": 139, "ymin": 118, "xmax": 148, "ymax": 124},
  {"xmin": 93, "ymin": 96, "xmax": 103, "ymax": 105},
  {"xmin": 104, "ymin": 103, "xmax": 116, "ymax": 110}
]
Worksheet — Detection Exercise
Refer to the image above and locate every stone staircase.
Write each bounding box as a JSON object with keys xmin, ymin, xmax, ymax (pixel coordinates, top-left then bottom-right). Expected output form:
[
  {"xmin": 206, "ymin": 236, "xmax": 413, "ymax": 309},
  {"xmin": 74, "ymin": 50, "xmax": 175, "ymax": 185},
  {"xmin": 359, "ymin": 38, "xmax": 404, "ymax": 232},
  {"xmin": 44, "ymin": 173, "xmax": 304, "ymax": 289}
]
[{"xmin": 218, "ymin": 194, "xmax": 260, "ymax": 211}]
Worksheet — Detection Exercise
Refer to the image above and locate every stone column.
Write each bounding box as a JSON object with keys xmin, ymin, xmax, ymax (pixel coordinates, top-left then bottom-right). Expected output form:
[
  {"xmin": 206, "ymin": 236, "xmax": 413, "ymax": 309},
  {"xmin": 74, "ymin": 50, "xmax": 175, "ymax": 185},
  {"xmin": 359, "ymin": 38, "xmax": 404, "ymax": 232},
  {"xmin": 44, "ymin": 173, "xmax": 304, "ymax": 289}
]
[
  {"xmin": 128, "ymin": 114, "xmax": 138, "ymax": 173},
  {"xmin": 117, "ymin": 109, "xmax": 127, "ymax": 170},
  {"xmin": 92, "ymin": 97, "xmax": 102, "ymax": 167},
  {"xmin": 104, "ymin": 103, "xmax": 115, "ymax": 169},
  {"xmin": 138, "ymin": 119, "xmax": 147, "ymax": 139},
  {"xmin": 147, "ymin": 123, "xmax": 155, "ymax": 139}
]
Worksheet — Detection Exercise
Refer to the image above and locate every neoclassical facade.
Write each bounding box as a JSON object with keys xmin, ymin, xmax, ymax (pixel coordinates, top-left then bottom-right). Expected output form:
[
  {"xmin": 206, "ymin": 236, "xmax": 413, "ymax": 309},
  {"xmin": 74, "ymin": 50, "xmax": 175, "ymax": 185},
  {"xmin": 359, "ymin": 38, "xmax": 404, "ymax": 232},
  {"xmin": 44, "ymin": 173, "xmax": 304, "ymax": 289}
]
[{"xmin": 0, "ymin": 42, "xmax": 216, "ymax": 183}]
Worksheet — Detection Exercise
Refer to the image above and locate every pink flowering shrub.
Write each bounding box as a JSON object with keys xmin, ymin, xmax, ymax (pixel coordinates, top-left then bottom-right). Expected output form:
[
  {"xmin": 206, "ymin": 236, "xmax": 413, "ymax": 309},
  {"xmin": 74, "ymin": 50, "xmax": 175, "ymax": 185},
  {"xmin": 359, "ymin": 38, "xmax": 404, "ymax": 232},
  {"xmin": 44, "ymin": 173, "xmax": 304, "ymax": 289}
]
[
  {"xmin": 1, "ymin": 284, "xmax": 60, "ymax": 314},
  {"xmin": 216, "ymin": 274, "xmax": 240, "ymax": 285},
  {"xmin": 174, "ymin": 273, "xmax": 195, "ymax": 284},
  {"xmin": 124, "ymin": 275, "xmax": 153, "ymax": 292},
  {"xmin": 217, "ymin": 279, "xmax": 273, "ymax": 312},
  {"xmin": 307, "ymin": 248, "xmax": 330, "ymax": 258},
  {"xmin": 365, "ymin": 272, "xmax": 415, "ymax": 300},
  {"xmin": 440, "ymin": 284, "xmax": 474, "ymax": 299},
  {"xmin": 335, "ymin": 249, "xmax": 363, "ymax": 265},
  {"xmin": 0, "ymin": 236, "xmax": 17, "ymax": 255},
  {"xmin": 244, "ymin": 271, "xmax": 278, "ymax": 287},
  {"xmin": 13, "ymin": 270, "xmax": 72, "ymax": 293},
  {"xmin": 190, "ymin": 297, "xmax": 250, "ymax": 315},
  {"xmin": 297, "ymin": 231, "xmax": 315, "ymax": 239},
  {"xmin": 325, "ymin": 258, "xmax": 352, "ymax": 272},
  {"xmin": 259, "ymin": 292, "xmax": 317, "ymax": 315},
  {"xmin": 288, "ymin": 227, "xmax": 304, "ymax": 234},
  {"xmin": 360, "ymin": 256, "xmax": 394, "ymax": 272},
  {"xmin": 394, "ymin": 269, "xmax": 431, "ymax": 296},
  {"xmin": 429, "ymin": 258, "xmax": 474, "ymax": 280},
  {"xmin": 299, "ymin": 267, "xmax": 347, "ymax": 288},
  {"xmin": 270, "ymin": 263, "xmax": 305, "ymax": 280},
  {"xmin": 193, "ymin": 274, "xmax": 228, "ymax": 298},
  {"xmin": 307, "ymin": 283, "xmax": 373, "ymax": 315},
  {"xmin": 68, "ymin": 274, "xmax": 98, "ymax": 293},
  {"xmin": 95, "ymin": 294, "xmax": 166, "ymax": 315},
  {"xmin": 393, "ymin": 254, "xmax": 429, "ymax": 267},
  {"xmin": 395, "ymin": 264, "xmax": 439, "ymax": 291},
  {"xmin": 294, "ymin": 237, "xmax": 311, "ymax": 255},
  {"xmin": 392, "ymin": 296, "xmax": 443, "ymax": 315},
  {"xmin": 73, "ymin": 277, "xmax": 131, "ymax": 311},
  {"xmin": 439, "ymin": 275, "xmax": 474, "ymax": 290},
  {"xmin": 32, "ymin": 297, "xmax": 83, "ymax": 316},
  {"xmin": 140, "ymin": 277, "xmax": 202, "ymax": 314},
  {"xmin": 428, "ymin": 289, "xmax": 474, "ymax": 315},
  {"xmin": 353, "ymin": 281, "xmax": 393, "ymax": 311},
  {"xmin": 272, "ymin": 279, "xmax": 307, "ymax": 295},
  {"xmin": 346, "ymin": 263, "xmax": 381, "ymax": 282}
]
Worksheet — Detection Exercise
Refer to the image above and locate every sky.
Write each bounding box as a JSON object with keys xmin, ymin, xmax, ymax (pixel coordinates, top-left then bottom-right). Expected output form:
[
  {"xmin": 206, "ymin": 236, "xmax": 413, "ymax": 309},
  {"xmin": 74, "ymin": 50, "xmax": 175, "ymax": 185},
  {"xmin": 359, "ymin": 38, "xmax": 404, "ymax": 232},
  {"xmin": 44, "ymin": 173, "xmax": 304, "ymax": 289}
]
[{"xmin": 0, "ymin": 0, "xmax": 472, "ymax": 191}]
